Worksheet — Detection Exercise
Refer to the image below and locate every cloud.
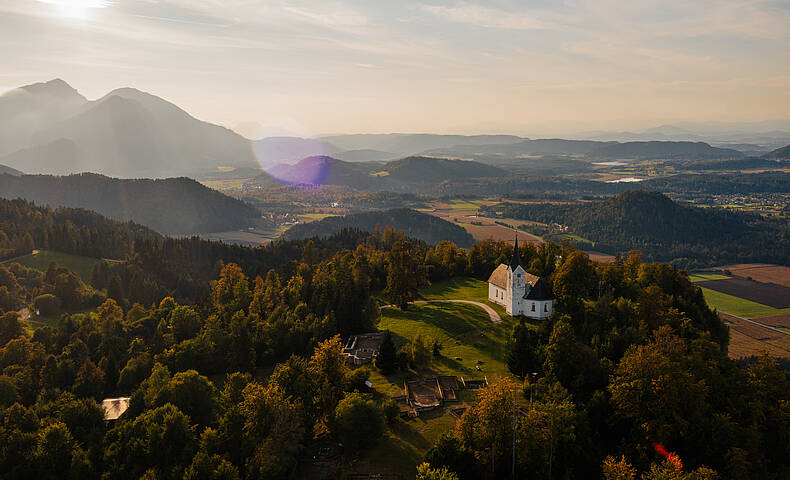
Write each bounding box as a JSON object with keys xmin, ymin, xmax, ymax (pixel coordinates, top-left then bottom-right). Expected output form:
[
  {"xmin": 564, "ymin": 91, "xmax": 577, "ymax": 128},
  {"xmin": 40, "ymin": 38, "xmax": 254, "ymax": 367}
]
[{"xmin": 419, "ymin": 3, "xmax": 555, "ymax": 30}]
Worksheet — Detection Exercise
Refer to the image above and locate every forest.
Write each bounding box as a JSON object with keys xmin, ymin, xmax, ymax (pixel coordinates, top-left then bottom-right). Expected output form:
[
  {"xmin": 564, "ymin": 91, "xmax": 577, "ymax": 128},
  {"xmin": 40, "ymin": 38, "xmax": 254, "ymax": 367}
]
[
  {"xmin": 0, "ymin": 197, "xmax": 788, "ymax": 479},
  {"xmin": 0, "ymin": 173, "xmax": 262, "ymax": 235},
  {"xmin": 486, "ymin": 190, "xmax": 790, "ymax": 268},
  {"xmin": 281, "ymin": 208, "xmax": 476, "ymax": 248}
]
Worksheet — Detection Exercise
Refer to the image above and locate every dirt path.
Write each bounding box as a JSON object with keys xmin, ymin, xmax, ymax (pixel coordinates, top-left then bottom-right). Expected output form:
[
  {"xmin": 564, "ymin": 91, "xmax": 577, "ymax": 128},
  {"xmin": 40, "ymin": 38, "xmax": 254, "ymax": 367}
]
[
  {"xmin": 381, "ymin": 299, "xmax": 502, "ymax": 324},
  {"xmin": 0, "ymin": 249, "xmax": 39, "ymax": 265}
]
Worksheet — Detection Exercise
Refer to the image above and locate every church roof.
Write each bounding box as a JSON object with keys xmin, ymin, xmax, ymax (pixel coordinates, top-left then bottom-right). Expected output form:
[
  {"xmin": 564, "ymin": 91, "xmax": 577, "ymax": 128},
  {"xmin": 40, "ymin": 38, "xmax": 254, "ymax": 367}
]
[
  {"xmin": 488, "ymin": 264, "xmax": 509, "ymax": 289},
  {"xmin": 524, "ymin": 277, "xmax": 553, "ymax": 301},
  {"xmin": 510, "ymin": 235, "xmax": 522, "ymax": 270}
]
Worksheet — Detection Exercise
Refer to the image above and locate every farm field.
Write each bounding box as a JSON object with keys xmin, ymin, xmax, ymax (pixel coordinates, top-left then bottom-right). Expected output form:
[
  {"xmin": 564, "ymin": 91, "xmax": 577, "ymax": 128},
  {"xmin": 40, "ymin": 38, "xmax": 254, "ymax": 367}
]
[
  {"xmin": 689, "ymin": 273, "xmax": 790, "ymax": 358},
  {"xmin": 719, "ymin": 313, "xmax": 790, "ymax": 359},
  {"xmin": 697, "ymin": 287, "xmax": 790, "ymax": 319},
  {"xmin": 697, "ymin": 278, "xmax": 790, "ymax": 309},
  {"xmin": 721, "ymin": 264, "xmax": 790, "ymax": 288},
  {"xmin": 200, "ymin": 223, "xmax": 289, "ymax": 246},
  {"xmin": 350, "ymin": 278, "xmax": 520, "ymax": 478},
  {"xmin": 10, "ymin": 250, "xmax": 103, "ymax": 283}
]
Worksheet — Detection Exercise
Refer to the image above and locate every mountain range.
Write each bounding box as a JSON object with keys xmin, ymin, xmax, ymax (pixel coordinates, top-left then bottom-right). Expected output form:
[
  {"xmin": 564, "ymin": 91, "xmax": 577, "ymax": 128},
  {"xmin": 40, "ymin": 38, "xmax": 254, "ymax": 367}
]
[
  {"xmin": 0, "ymin": 79, "xmax": 259, "ymax": 178},
  {"xmin": 1, "ymin": 78, "xmax": 786, "ymax": 179},
  {"xmin": 250, "ymin": 155, "xmax": 507, "ymax": 191}
]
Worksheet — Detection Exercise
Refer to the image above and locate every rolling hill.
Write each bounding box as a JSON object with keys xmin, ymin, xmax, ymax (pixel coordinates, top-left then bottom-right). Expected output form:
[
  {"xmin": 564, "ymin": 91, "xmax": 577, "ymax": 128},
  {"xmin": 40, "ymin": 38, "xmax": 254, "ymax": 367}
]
[
  {"xmin": 765, "ymin": 144, "xmax": 790, "ymax": 159},
  {"xmin": 0, "ymin": 79, "xmax": 258, "ymax": 178},
  {"xmin": 281, "ymin": 208, "xmax": 476, "ymax": 247},
  {"xmin": 0, "ymin": 173, "xmax": 262, "ymax": 235},
  {"xmin": 264, "ymin": 156, "xmax": 379, "ymax": 189},
  {"xmin": 488, "ymin": 190, "xmax": 790, "ymax": 265},
  {"xmin": 588, "ymin": 141, "xmax": 743, "ymax": 160},
  {"xmin": 320, "ymin": 133, "xmax": 525, "ymax": 157},
  {"xmin": 251, "ymin": 155, "xmax": 505, "ymax": 191},
  {"xmin": 382, "ymin": 156, "xmax": 505, "ymax": 182}
]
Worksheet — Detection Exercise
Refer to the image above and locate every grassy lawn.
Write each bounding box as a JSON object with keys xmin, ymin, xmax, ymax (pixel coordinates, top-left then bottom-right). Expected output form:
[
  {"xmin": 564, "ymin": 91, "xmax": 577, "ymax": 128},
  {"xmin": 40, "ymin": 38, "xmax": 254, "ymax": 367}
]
[
  {"xmin": 344, "ymin": 409, "xmax": 457, "ymax": 479},
  {"xmin": 378, "ymin": 302, "xmax": 510, "ymax": 380},
  {"xmin": 12, "ymin": 250, "xmax": 102, "ymax": 283},
  {"xmin": 355, "ymin": 277, "xmax": 524, "ymax": 478},
  {"xmin": 699, "ymin": 287, "xmax": 790, "ymax": 319}
]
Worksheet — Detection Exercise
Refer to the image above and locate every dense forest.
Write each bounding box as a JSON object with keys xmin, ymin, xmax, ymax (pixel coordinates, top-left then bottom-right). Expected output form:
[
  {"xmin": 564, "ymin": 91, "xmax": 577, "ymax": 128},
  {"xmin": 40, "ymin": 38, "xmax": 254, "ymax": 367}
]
[
  {"xmin": 0, "ymin": 198, "xmax": 788, "ymax": 479},
  {"xmin": 485, "ymin": 191, "xmax": 790, "ymax": 268},
  {"xmin": 281, "ymin": 208, "xmax": 476, "ymax": 248},
  {"xmin": 0, "ymin": 173, "xmax": 262, "ymax": 235}
]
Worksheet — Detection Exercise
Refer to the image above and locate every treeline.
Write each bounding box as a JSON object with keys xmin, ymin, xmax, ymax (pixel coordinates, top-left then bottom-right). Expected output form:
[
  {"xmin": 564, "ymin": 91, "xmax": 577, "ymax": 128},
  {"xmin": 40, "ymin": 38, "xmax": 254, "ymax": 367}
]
[
  {"xmin": 432, "ymin": 172, "xmax": 790, "ymax": 197},
  {"xmin": 0, "ymin": 173, "xmax": 262, "ymax": 235},
  {"xmin": 484, "ymin": 190, "xmax": 790, "ymax": 268}
]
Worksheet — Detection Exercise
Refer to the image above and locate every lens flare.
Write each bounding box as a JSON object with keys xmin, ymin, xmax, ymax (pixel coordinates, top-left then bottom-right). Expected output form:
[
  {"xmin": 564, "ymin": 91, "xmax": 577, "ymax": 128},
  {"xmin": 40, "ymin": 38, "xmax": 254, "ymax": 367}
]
[{"xmin": 653, "ymin": 443, "xmax": 684, "ymax": 471}]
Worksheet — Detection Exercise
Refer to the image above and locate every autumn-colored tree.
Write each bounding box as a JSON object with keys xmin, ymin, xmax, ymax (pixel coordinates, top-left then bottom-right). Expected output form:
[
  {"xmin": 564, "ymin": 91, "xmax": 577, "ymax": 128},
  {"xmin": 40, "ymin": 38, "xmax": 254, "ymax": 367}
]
[
  {"xmin": 416, "ymin": 462, "xmax": 460, "ymax": 480},
  {"xmin": 602, "ymin": 455, "xmax": 637, "ymax": 480},
  {"xmin": 239, "ymin": 382, "xmax": 304, "ymax": 479},
  {"xmin": 456, "ymin": 377, "xmax": 520, "ymax": 474},
  {"xmin": 211, "ymin": 263, "xmax": 252, "ymax": 318}
]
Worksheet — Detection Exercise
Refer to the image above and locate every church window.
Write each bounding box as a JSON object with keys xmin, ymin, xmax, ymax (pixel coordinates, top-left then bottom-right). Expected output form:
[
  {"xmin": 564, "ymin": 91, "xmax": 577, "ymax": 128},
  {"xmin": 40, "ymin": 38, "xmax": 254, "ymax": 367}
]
[
  {"xmin": 544, "ymin": 304, "xmax": 548, "ymax": 312},
  {"xmin": 531, "ymin": 303, "xmax": 536, "ymax": 311}
]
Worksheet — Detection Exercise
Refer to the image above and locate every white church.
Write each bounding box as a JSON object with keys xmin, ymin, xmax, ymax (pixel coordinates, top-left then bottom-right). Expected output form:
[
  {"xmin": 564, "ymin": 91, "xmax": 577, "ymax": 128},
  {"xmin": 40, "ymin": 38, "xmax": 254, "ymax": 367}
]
[{"xmin": 488, "ymin": 236, "xmax": 554, "ymax": 318}]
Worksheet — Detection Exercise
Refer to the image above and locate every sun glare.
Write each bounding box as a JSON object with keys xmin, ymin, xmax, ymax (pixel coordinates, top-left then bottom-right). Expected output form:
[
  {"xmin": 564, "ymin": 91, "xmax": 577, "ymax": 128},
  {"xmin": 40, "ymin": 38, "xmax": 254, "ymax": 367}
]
[{"xmin": 38, "ymin": 0, "xmax": 110, "ymax": 20}]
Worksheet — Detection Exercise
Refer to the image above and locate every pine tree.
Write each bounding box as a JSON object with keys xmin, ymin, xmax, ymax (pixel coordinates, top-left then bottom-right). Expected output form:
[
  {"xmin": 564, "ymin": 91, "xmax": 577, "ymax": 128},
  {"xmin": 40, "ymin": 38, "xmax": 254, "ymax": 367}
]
[
  {"xmin": 506, "ymin": 320, "xmax": 541, "ymax": 378},
  {"xmin": 375, "ymin": 331, "xmax": 397, "ymax": 375}
]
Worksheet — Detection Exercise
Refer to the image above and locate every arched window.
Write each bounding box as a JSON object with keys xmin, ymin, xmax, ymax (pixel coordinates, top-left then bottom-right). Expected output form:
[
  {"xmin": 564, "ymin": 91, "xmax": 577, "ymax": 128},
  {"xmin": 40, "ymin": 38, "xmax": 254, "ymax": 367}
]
[
  {"xmin": 544, "ymin": 303, "xmax": 548, "ymax": 312},
  {"xmin": 531, "ymin": 303, "xmax": 536, "ymax": 311}
]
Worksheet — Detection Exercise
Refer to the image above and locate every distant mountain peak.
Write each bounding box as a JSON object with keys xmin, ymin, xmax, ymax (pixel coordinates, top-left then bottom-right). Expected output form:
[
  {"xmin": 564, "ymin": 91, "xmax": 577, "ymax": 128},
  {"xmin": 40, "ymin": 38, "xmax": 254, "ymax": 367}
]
[{"xmin": 19, "ymin": 78, "xmax": 86, "ymax": 102}]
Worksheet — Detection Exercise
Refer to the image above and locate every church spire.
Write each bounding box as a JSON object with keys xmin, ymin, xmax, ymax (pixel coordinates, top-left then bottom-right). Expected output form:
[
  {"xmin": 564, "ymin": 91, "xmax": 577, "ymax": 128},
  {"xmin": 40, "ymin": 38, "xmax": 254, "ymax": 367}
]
[{"xmin": 509, "ymin": 234, "xmax": 522, "ymax": 270}]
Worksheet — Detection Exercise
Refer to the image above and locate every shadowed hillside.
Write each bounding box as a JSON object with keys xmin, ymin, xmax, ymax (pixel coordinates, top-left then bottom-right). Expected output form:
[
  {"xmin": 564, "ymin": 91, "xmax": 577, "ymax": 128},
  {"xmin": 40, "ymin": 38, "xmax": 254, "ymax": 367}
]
[{"xmin": 0, "ymin": 173, "xmax": 262, "ymax": 235}]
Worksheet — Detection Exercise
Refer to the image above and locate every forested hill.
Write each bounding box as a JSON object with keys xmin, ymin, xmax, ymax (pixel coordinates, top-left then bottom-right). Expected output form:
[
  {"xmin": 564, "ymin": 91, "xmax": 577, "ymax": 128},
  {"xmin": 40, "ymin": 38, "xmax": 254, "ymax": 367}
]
[
  {"xmin": 281, "ymin": 208, "xmax": 476, "ymax": 247},
  {"xmin": 0, "ymin": 173, "xmax": 261, "ymax": 235},
  {"xmin": 487, "ymin": 190, "xmax": 790, "ymax": 266},
  {"xmin": 383, "ymin": 156, "xmax": 505, "ymax": 182}
]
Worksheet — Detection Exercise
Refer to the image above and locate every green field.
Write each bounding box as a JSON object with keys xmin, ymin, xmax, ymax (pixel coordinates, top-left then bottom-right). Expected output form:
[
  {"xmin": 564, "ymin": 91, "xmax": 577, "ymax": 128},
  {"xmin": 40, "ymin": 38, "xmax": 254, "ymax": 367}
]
[
  {"xmin": 297, "ymin": 213, "xmax": 339, "ymax": 221},
  {"xmin": 344, "ymin": 408, "xmax": 459, "ymax": 478},
  {"xmin": 11, "ymin": 250, "xmax": 102, "ymax": 283},
  {"xmin": 444, "ymin": 200, "xmax": 479, "ymax": 210},
  {"xmin": 351, "ymin": 278, "xmax": 520, "ymax": 478},
  {"xmin": 698, "ymin": 287, "xmax": 790, "ymax": 319},
  {"xmin": 688, "ymin": 273, "xmax": 731, "ymax": 282}
]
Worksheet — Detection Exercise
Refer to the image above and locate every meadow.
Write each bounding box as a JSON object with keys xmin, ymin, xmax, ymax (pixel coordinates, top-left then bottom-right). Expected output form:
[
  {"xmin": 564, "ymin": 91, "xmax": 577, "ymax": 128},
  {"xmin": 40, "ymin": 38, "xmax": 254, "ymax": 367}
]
[
  {"xmin": 11, "ymin": 250, "xmax": 103, "ymax": 283},
  {"xmin": 347, "ymin": 278, "xmax": 523, "ymax": 478}
]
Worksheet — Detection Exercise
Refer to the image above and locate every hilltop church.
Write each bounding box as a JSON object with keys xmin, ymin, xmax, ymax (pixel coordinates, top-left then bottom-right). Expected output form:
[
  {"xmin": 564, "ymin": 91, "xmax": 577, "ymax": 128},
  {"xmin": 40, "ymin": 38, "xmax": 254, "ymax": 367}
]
[{"xmin": 488, "ymin": 237, "xmax": 553, "ymax": 318}]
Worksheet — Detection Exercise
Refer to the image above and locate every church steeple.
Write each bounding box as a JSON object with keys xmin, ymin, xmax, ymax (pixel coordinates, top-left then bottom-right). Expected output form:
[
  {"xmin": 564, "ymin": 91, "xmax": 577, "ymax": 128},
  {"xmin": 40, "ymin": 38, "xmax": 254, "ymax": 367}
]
[{"xmin": 509, "ymin": 234, "xmax": 522, "ymax": 270}]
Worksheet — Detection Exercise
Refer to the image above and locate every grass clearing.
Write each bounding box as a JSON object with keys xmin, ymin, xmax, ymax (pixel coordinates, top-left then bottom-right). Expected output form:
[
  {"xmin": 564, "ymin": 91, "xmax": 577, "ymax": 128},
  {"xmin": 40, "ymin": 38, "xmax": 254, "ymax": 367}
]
[
  {"xmin": 345, "ymin": 410, "xmax": 457, "ymax": 478},
  {"xmin": 12, "ymin": 250, "xmax": 103, "ymax": 283},
  {"xmin": 297, "ymin": 213, "xmax": 338, "ymax": 221},
  {"xmin": 699, "ymin": 287, "xmax": 790, "ymax": 319},
  {"xmin": 355, "ymin": 277, "xmax": 521, "ymax": 478},
  {"xmin": 689, "ymin": 273, "xmax": 732, "ymax": 282},
  {"xmin": 379, "ymin": 302, "xmax": 510, "ymax": 379}
]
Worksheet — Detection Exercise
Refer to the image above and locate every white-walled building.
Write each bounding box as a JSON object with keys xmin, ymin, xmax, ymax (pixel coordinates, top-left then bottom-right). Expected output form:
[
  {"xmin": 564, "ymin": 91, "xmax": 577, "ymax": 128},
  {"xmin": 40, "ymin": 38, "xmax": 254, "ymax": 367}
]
[{"xmin": 487, "ymin": 237, "xmax": 553, "ymax": 318}]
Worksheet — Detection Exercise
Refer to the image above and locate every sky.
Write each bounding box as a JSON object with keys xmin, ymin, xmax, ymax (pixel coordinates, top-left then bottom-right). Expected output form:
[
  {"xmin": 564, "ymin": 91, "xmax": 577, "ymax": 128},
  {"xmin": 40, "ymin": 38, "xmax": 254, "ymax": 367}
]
[{"xmin": 1, "ymin": 0, "xmax": 789, "ymax": 137}]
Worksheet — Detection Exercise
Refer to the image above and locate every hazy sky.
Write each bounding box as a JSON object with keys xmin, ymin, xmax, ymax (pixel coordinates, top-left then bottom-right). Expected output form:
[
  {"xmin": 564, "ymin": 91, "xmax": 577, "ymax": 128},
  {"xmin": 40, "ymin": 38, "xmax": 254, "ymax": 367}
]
[{"xmin": 1, "ymin": 0, "xmax": 789, "ymax": 137}]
